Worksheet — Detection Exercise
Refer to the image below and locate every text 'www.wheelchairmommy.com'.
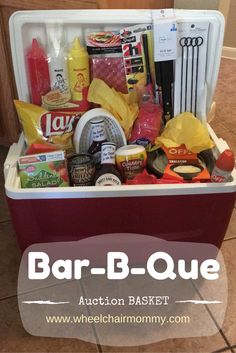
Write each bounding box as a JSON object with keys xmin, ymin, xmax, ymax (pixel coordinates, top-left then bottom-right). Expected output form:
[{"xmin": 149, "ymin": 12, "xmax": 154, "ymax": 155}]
[{"xmin": 45, "ymin": 314, "xmax": 191, "ymax": 325}]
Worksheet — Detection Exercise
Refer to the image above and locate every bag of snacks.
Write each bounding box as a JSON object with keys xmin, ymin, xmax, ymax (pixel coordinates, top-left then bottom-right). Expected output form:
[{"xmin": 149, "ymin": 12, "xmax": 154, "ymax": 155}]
[{"xmin": 14, "ymin": 100, "xmax": 80, "ymax": 154}]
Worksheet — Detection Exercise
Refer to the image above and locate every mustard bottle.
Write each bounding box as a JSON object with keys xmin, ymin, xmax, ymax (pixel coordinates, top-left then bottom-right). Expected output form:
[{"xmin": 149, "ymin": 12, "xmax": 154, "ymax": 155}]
[{"xmin": 68, "ymin": 37, "xmax": 90, "ymax": 101}]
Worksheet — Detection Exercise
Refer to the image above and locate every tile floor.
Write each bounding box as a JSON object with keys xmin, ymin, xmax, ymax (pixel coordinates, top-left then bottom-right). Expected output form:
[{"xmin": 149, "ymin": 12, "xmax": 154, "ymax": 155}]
[{"xmin": 0, "ymin": 58, "xmax": 236, "ymax": 352}]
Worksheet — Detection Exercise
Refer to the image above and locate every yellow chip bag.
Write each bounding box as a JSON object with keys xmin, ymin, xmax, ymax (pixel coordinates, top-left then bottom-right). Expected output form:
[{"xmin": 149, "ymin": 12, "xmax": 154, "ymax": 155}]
[{"xmin": 14, "ymin": 100, "xmax": 80, "ymax": 153}]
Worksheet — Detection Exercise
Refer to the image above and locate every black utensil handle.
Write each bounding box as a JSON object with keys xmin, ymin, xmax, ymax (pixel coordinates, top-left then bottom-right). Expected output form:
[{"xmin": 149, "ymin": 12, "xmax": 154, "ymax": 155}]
[
  {"xmin": 154, "ymin": 61, "xmax": 163, "ymax": 106},
  {"xmin": 161, "ymin": 60, "xmax": 173, "ymax": 120},
  {"xmin": 142, "ymin": 33, "xmax": 152, "ymax": 85}
]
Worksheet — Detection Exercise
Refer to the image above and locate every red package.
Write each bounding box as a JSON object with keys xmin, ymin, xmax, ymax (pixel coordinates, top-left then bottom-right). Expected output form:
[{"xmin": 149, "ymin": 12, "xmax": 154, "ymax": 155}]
[
  {"xmin": 25, "ymin": 143, "xmax": 59, "ymax": 155},
  {"xmin": 125, "ymin": 170, "xmax": 184, "ymax": 185},
  {"xmin": 86, "ymin": 31, "xmax": 127, "ymax": 93},
  {"xmin": 90, "ymin": 57, "xmax": 127, "ymax": 93},
  {"xmin": 129, "ymin": 100, "xmax": 163, "ymax": 146}
]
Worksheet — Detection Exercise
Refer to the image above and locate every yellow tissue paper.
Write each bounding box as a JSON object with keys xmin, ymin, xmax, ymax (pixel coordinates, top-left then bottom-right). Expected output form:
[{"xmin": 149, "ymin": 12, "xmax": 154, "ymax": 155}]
[
  {"xmin": 155, "ymin": 112, "xmax": 215, "ymax": 153},
  {"xmin": 88, "ymin": 78, "xmax": 139, "ymax": 137}
]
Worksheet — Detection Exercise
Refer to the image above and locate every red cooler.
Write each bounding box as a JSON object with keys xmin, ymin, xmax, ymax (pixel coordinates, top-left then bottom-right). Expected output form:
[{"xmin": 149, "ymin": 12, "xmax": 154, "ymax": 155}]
[{"xmin": 4, "ymin": 9, "xmax": 236, "ymax": 251}]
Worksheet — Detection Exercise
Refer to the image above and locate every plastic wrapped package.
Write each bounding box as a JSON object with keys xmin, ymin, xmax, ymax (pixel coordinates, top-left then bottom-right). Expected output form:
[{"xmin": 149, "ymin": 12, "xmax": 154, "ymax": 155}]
[{"xmin": 86, "ymin": 31, "xmax": 127, "ymax": 93}]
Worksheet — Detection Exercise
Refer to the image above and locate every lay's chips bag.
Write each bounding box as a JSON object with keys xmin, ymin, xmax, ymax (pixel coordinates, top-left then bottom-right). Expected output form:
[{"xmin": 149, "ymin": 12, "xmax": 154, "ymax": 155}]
[{"xmin": 14, "ymin": 100, "xmax": 80, "ymax": 154}]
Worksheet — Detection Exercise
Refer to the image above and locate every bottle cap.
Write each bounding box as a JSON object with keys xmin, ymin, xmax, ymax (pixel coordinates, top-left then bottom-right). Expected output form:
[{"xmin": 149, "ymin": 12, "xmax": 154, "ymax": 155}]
[
  {"xmin": 70, "ymin": 37, "xmax": 87, "ymax": 56},
  {"xmin": 29, "ymin": 38, "xmax": 47, "ymax": 59},
  {"xmin": 216, "ymin": 149, "xmax": 235, "ymax": 172}
]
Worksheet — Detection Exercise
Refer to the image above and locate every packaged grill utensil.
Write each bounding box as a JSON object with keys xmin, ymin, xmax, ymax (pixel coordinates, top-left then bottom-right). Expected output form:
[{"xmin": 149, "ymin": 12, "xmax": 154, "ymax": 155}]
[
  {"xmin": 174, "ymin": 21, "xmax": 209, "ymax": 119},
  {"xmin": 120, "ymin": 24, "xmax": 154, "ymax": 94}
]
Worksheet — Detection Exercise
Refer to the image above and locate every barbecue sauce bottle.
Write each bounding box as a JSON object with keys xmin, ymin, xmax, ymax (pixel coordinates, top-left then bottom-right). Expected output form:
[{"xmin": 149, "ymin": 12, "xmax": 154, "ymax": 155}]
[
  {"xmin": 88, "ymin": 118, "xmax": 107, "ymax": 165},
  {"xmin": 94, "ymin": 142, "xmax": 122, "ymax": 186}
]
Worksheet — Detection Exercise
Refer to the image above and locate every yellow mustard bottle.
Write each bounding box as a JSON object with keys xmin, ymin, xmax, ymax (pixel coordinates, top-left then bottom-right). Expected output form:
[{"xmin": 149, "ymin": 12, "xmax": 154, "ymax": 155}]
[{"xmin": 68, "ymin": 37, "xmax": 90, "ymax": 101}]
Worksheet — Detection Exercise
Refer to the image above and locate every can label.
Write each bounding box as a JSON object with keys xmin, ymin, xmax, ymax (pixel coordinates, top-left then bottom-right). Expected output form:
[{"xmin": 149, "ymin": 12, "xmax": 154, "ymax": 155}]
[{"xmin": 116, "ymin": 151, "xmax": 147, "ymax": 180}]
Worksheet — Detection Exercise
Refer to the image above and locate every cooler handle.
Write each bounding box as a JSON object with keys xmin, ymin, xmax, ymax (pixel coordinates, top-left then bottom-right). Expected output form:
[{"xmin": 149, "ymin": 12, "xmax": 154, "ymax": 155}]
[{"xmin": 4, "ymin": 133, "xmax": 25, "ymax": 180}]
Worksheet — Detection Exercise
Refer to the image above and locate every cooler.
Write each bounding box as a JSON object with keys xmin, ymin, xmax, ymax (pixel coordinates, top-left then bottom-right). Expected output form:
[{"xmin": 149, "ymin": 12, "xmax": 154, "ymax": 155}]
[{"xmin": 4, "ymin": 9, "xmax": 236, "ymax": 251}]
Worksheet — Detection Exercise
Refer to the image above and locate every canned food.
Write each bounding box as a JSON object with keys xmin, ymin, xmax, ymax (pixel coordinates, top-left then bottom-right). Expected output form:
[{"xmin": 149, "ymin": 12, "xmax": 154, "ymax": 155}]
[
  {"xmin": 68, "ymin": 154, "xmax": 95, "ymax": 186},
  {"xmin": 115, "ymin": 145, "xmax": 147, "ymax": 180}
]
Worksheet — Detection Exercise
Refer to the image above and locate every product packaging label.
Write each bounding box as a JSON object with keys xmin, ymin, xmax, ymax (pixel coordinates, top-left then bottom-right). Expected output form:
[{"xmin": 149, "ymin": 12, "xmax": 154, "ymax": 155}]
[{"xmin": 18, "ymin": 151, "xmax": 69, "ymax": 188}]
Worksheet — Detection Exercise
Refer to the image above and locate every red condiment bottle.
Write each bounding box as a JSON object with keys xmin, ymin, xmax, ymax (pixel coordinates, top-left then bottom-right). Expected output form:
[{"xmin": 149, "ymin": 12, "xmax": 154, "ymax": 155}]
[
  {"xmin": 26, "ymin": 38, "xmax": 50, "ymax": 106},
  {"xmin": 211, "ymin": 149, "xmax": 235, "ymax": 183}
]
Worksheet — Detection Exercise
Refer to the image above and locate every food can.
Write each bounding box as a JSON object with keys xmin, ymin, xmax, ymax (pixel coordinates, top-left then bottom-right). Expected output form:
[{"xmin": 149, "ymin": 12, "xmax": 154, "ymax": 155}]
[
  {"xmin": 67, "ymin": 154, "xmax": 95, "ymax": 186},
  {"xmin": 115, "ymin": 145, "xmax": 147, "ymax": 180}
]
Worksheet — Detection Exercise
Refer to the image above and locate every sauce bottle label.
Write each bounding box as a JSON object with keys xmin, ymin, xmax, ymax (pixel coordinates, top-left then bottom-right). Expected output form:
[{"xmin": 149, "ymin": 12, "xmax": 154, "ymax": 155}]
[
  {"xmin": 95, "ymin": 173, "xmax": 122, "ymax": 186},
  {"xmin": 91, "ymin": 123, "xmax": 106, "ymax": 142},
  {"xmin": 101, "ymin": 144, "xmax": 116, "ymax": 164},
  {"xmin": 211, "ymin": 166, "xmax": 231, "ymax": 183}
]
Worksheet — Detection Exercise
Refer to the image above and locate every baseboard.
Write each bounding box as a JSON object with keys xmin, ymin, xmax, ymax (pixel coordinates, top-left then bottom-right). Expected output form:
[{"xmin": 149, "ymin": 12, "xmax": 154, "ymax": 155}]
[{"xmin": 222, "ymin": 46, "xmax": 236, "ymax": 59}]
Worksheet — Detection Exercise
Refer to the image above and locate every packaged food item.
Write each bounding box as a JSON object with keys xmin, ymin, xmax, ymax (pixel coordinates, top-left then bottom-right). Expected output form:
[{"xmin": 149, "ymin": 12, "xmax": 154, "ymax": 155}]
[
  {"xmin": 120, "ymin": 24, "xmax": 154, "ymax": 94},
  {"xmin": 211, "ymin": 149, "xmax": 235, "ymax": 183},
  {"xmin": 149, "ymin": 145, "xmax": 211, "ymax": 182},
  {"xmin": 26, "ymin": 38, "xmax": 50, "ymax": 106},
  {"xmin": 86, "ymin": 31, "xmax": 127, "ymax": 93},
  {"xmin": 25, "ymin": 143, "xmax": 59, "ymax": 155},
  {"xmin": 67, "ymin": 154, "xmax": 95, "ymax": 186},
  {"xmin": 115, "ymin": 145, "xmax": 147, "ymax": 181},
  {"xmin": 68, "ymin": 37, "xmax": 90, "ymax": 105},
  {"xmin": 94, "ymin": 142, "xmax": 122, "ymax": 186},
  {"xmin": 18, "ymin": 151, "xmax": 69, "ymax": 188},
  {"xmin": 14, "ymin": 100, "xmax": 80, "ymax": 154},
  {"xmin": 87, "ymin": 118, "xmax": 108, "ymax": 165},
  {"xmin": 129, "ymin": 99, "xmax": 163, "ymax": 147}
]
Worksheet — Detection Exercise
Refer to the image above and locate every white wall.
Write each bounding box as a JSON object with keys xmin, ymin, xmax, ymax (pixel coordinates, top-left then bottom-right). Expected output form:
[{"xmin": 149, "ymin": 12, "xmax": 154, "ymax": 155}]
[{"xmin": 174, "ymin": 0, "xmax": 219, "ymax": 10}]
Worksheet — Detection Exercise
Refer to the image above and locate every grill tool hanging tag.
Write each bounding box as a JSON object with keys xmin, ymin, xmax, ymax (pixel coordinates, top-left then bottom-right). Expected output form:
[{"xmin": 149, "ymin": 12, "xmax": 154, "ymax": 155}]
[
  {"xmin": 153, "ymin": 9, "xmax": 177, "ymax": 123},
  {"xmin": 174, "ymin": 21, "xmax": 209, "ymax": 119}
]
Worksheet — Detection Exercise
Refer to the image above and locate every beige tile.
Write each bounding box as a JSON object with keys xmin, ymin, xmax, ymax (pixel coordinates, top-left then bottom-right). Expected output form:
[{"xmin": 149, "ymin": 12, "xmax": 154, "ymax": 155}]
[
  {"xmin": 192, "ymin": 238, "xmax": 236, "ymax": 349},
  {"xmin": 0, "ymin": 296, "xmax": 99, "ymax": 352},
  {"xmin": 217, "ymin": 239, "xmax": 236, "ymax": 346},
  {"xmin": 99, "ymin": 334, "xmax": 227, "ymax": 352},
  {"xmin": 224, "ymin": 207, "xmax": 236, "ymax": 240},
  {"xmin": 0, "ymin": 221, "xmax": 21, "ymax": 299},
  {"xmin": 81, "ymin": 273, "xmax": 227, "ymax": 352}
]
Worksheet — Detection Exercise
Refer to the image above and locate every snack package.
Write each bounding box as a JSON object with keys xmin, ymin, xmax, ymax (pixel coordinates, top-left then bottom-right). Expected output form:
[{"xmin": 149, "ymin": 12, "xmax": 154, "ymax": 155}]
[
  {"xmin": 120, "ymin": 24, "xmax": 154, "ymax": 94},
  {"xmin": 14, "ymin": 100, "xmax": 80, "ymax": 154},
  {"xmin": 161, "ymin": 145, "xmax": 210, "ymax": 182},
  {"xmin": 86, "ymin": 31, "xmax": 127, "ymax": 93},
  {"xmin": 18, "ymin": 151, "xmax": 69, "ymax": 188}
]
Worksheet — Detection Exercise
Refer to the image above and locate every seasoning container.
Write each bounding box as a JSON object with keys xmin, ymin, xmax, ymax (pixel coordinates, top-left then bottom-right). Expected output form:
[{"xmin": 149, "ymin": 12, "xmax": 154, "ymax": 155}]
[
  {"xmin": 68, "ymin": 154, "xmax": 95, "ymax": 186},
  {"xmin": 87, "ymin": 117, "xmax": 107, "ymax": 165},
  {"xmin": 94, "ymin": 142, "xmax": 122, "ymax": 186},
  {"xmin": 211, "ymin": 149, "xmax": 235, "ymax": 183},
  {"xmin": 115, "ymin": 145, "xmax": 147, "ymax": 181}
]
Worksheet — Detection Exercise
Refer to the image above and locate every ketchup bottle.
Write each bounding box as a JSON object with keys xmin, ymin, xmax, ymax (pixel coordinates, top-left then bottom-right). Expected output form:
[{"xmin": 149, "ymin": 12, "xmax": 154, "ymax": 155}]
[
  {"xmin": 211, "ymin": 149, "xmax": 235, "ymax": 183},
  {"xmin": 26, "ymin": 38, "xmax": 50, "ymax": 106}
]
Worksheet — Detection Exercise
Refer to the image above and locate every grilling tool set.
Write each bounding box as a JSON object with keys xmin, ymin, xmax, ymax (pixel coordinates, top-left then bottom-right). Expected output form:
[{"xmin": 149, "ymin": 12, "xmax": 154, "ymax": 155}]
[{"xmin": 12, "ymin": 10, "xmax": 235, "ymax": 189}]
